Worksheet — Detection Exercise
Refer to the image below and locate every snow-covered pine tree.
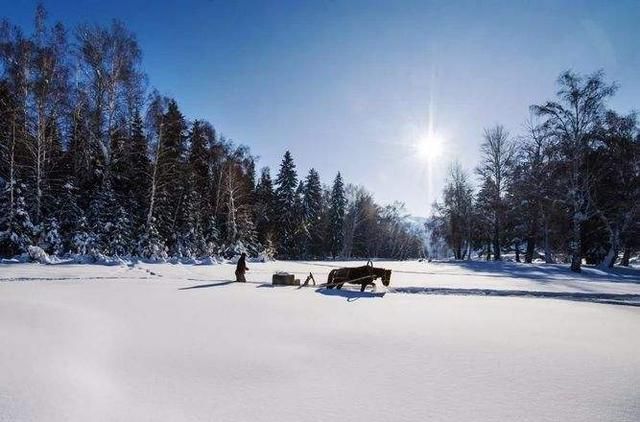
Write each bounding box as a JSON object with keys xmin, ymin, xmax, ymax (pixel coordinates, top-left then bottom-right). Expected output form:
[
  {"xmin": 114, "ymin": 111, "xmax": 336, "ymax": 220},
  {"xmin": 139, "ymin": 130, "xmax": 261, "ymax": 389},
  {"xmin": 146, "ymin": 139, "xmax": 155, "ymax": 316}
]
[
  {"xmin": 71, "ymin": 216, "xmax": 92, "ymax": 256},
  {"xmin": 188, "ymin": 120, "xmax": 212, "ymax": 199},
  {"xmin": 138, "ymin": 217, "xmax": 167, "ymax": 261},
  {"xmin": 302, "ymin": 168, "xmax": 323, "ymax": 257},
  {"xmin": 37, "ymin": 217, "xmax": 63, "ymax": 256},
  {"xmin": 274, "ymin": 151, "xmax": 298, "ymax": 258},
  {"xmin": 327, "ymin": 172, "xmax": 346, "ymax": 259},
  {"xmin": 125, "ymin": 110, "xmax": 152, "ymax": 249},
  {"xmin": 109, "ymin": 109, "xmax": 151, "ymax": 243},
  {"xmin": 291, "ymin": 180, "xmax": 308, "ymax": 258},
  {"xmin": 176, "ymin": 120, "xmax": 212, "ymax": 257},
  {"xmin": 203, "ymin": 215, "xmax": 221, "ymax": 257},
  {"xmin": 109, "ymin": 205, "xmax": 133, "ymax": 257},
  {"xmin": 53, "ymin": 177, "xmax": 84, "ymax": 254},
  {"xmin": 87, "ymin": 178, "xmax": 132, "ymax": 256},
  {"xmin": 161, "ymin": 99, "xmax": 188, "ymax": 252},
  {"xmin": 0, "ymin": 184, "xmax": 35, "ymax": 256},
  {"xmin": 175, "ymin": 179, "xmax": 205, "ymax": 258}
]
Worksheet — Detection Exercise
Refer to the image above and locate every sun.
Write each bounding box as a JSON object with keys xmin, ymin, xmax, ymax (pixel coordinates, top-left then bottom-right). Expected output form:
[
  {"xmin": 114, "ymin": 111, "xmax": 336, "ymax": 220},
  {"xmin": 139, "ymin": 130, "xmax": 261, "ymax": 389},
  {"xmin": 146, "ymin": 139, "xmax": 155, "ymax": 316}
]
[{"xmin": 414, "ymin": 133, "xmax": 445, "ymax": 162}]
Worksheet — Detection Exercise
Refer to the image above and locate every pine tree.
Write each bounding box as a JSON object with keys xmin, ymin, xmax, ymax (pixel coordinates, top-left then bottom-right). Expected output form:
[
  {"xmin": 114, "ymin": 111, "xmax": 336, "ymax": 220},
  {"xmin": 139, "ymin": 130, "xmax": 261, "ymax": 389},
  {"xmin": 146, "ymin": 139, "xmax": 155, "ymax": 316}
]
[
  {"xmin": 37, "ymin": 217, "xmax": 63, "ymax": 256},
  {"xmin": 123, "ymin": 109, "xmax": 151, "ymax": 228},
  {"xmin": 138, "ymin": 217, "xmax": 167, "ymax": 261},
  {"xmin": 158, "ymin": 99, "xmax": 187, "ymax": 251},
  {"xmin": 302, "ymin": 168, "xmax": 323, "ymax": 257},
  {"xmin": 328, "ymin": 172, "xmax": 346, "ymax": 259},
  {"xmin": 0, "ymin": 184, "xmax": 35, "ymax": 256},
  {"xmin": 291, "ymin": 180, "xmax": 308, "ymax": 258},
  {"xmin": 175, "ymin": 177, "xmax": 206, "ymax": 258},
  {"xmin": 55, "ymin": 177, "xmax": 84, "ymax": 254},
  {"xmin": 203, "ymin": 215, "xmax": 221, "ymax": 257},
  {"xmin": 85, "ymin": 177, "xmax": 133, "ymax": 256},
  {"xmin": 108, "ymin": 205, "xmax": 133, "ymax": 257},
  {"xmin": 72, "ymin": 216, "xmax": 92, "ymax": 256},
  {"xmin": 176, "ymin": 120, "xmax": 212, "ymax": 257},
  {"xmin": 274, "ymin": 151, "xmax": 298, "ymax": 258},
  {"xmin": 188, "ymin": 120, "xmax": 211, "ymax": 194}
]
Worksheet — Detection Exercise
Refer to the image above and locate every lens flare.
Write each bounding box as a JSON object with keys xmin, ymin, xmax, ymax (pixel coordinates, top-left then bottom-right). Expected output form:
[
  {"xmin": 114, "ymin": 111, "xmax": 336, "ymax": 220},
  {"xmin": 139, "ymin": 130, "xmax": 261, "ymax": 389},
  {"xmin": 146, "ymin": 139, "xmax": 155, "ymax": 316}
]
[{"xmin": 414, "ymin": 133, "xmax": 445, "ymax": 162}]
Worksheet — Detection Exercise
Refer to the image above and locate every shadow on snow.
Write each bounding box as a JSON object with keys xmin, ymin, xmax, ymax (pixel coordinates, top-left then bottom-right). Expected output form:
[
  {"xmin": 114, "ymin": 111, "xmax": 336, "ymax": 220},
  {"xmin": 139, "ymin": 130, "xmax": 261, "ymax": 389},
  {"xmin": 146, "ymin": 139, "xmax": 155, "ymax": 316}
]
[
  {"xmin": 315, "ymin": 288, "xmax": 386, "ymax": 302},
  {"xmin": 429, "ymin": 259, "xmax": 640, "ymax": 284},
  {"xmin": 179, "ymin": 280, "xmax": 235, "ymax": 290},
  {"xmin": 390, "ymin": 286, "xmax": 640, "ymax": 307}
]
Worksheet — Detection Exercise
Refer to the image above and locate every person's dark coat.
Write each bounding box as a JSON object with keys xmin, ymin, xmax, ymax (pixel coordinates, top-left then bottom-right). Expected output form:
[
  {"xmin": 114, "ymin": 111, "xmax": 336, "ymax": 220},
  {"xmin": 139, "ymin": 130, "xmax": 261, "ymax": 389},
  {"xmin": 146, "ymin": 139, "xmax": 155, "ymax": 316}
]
[{"xmin": 235, "ymin": 254, "xmax": 248, "ymax": 282}]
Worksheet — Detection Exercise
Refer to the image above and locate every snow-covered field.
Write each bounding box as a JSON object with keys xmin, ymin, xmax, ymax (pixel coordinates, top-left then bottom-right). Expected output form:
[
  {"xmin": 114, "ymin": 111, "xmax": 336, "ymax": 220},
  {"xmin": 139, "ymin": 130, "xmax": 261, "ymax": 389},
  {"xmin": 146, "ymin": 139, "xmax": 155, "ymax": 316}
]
[{"xmin": 1, "ymin": 260, "xmax": 639, "ymax": 422}]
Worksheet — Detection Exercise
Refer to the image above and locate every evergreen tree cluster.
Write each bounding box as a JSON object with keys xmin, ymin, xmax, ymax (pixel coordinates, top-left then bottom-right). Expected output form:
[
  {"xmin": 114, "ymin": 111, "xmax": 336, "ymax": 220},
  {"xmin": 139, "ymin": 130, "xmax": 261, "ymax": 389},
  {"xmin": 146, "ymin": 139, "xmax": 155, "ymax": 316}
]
[
  {"xmin": 428, "ymin": 70, "xmax": 640, "ymax": 272},
  {"xmin": 0, "ymin": 7, "xmax": 424, "ymax": 261}
]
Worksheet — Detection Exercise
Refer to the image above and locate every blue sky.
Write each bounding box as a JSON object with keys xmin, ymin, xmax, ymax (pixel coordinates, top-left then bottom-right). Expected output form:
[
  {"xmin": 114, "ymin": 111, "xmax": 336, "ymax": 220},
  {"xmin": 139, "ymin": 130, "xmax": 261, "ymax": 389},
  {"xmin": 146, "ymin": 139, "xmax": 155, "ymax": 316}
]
[{"xmin": 5, "ymin": 0, "xmax": 640, "ymax": 215}]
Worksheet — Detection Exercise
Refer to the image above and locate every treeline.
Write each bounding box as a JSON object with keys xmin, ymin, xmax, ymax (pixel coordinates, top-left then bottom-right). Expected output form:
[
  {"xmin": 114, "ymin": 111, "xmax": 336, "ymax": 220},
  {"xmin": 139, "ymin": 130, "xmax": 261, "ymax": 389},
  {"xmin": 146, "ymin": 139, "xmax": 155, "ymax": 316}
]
[
  {"xmin": 0, "ymin": 6, "xmax": 424, "ymax": 261},
  {"xmin": 428, "ymin": 70, "xmax": 640, "ymax": 272}
]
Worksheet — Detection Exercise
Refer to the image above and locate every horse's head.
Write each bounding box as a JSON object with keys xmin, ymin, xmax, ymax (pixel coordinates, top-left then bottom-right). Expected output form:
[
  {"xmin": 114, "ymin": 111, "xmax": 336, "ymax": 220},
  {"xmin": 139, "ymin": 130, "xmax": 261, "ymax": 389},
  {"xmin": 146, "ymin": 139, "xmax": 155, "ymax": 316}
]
[{"xmin": 381, "ymin": 269, "xmax": 392, "ymax": 287}]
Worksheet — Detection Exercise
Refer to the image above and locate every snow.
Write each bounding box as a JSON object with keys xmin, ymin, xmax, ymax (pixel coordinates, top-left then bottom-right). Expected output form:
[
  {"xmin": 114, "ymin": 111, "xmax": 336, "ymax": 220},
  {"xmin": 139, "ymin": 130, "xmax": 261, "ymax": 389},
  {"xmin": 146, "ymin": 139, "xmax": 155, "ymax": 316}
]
[{"xmin": 1, "ymin": 260, "xmax": 639, "ymax": 422}]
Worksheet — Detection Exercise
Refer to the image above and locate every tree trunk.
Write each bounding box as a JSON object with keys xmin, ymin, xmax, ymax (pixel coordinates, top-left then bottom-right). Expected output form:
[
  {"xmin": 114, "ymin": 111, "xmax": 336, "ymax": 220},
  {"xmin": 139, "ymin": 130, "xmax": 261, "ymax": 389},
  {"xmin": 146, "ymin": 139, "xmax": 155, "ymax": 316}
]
[
  {"xmin": 493, "ymin": 220, "xmax": 501, "ymax": 261},
  {"xmin": 600, "ymin": 228, "xmax": 619, "ymax": 269},
  {"xmin": 486, "ymin": 241, "xmax": 492, "ymax": 261},
  {"xmin": 621, "ymin": 247, "xmax": 631, "ymax": 267},
  {"xmin": 570, "ymin": 216, "xmax": 582, "ymax": 273},
  {"xmin": 601, "ymin": 246, "xmax": 618, "ymax": 269},
  {"xmin": 543, "ymin": 219, "xmax": 554, "ymax": 264},
  {"xmin": 514, "ymin": 241, "xmax": 521, "ymax": 263},
  {"xmin": 525, "ymin": 236, "xmax": 535, "ymax": 263},
  {"xmin": 8, "ymin": 117, "xmax": 16, "ymax": 225}
]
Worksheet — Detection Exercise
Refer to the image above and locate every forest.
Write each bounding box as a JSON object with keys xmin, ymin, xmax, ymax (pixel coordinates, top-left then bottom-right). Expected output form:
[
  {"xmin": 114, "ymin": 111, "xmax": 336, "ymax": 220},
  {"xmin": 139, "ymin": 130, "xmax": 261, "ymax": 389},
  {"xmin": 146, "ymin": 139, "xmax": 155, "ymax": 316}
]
[
  {"xmin": 0, "ymin": 6, "xmax": 426, "ymax": 261},
  {"xmin": 428, "ymin": 70, "xmax": 640, "ymax": 272}
]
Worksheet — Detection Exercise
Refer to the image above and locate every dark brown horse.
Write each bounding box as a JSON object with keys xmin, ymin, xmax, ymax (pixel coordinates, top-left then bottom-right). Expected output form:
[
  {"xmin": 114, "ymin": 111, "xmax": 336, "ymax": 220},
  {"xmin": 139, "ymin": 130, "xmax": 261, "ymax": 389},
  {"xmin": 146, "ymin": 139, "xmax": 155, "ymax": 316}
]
[{"xmin": 326, "ymin": 264, "xmax": 392, "ymax": 292}]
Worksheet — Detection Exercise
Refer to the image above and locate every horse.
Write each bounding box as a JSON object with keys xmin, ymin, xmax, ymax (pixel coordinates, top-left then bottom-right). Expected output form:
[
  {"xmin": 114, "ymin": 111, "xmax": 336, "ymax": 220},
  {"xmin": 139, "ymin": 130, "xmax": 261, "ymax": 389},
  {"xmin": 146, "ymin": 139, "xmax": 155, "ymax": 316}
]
[{"xmin": 326, "ymin": 263, "xmax": 392, "ymax": 292}]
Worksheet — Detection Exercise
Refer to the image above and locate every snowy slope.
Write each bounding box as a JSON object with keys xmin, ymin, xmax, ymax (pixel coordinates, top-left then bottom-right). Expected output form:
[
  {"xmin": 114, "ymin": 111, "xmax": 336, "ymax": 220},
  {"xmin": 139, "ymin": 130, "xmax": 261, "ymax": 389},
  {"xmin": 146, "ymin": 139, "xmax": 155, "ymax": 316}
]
[{"xmin": 1, "ymin": 260, "xmax": 639, "ymax": 422}]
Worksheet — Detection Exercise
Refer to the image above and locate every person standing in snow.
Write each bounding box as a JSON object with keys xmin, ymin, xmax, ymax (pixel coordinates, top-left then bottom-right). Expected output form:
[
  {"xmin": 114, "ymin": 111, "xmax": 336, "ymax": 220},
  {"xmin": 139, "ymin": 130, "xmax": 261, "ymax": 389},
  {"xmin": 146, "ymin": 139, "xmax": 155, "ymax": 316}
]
[{"xmin": 235, "ymin": 253, "xmax": 249, "ymax": 282}]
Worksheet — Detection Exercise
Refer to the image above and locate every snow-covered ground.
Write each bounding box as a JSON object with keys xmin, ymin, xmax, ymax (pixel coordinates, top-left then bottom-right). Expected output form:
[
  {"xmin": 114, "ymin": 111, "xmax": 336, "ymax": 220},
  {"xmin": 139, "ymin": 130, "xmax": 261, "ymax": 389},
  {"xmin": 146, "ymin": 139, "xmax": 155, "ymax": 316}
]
[{"xmin": 1, "ymin": 260, "xmax": 639, "ymax": 421}]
